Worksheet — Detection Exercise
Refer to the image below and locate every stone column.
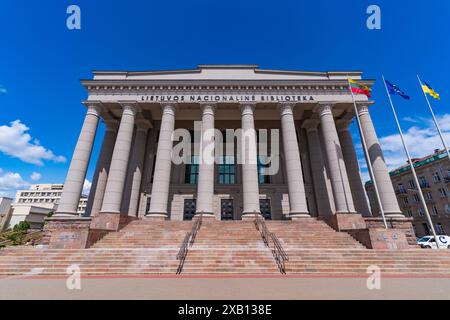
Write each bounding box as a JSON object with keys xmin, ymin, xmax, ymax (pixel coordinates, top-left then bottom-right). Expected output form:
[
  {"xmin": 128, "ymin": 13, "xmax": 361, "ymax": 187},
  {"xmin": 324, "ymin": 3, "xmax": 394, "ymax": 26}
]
[
  {"xmin": 122, "ymin": 119, "xmax": 151, "ymax": 217},
  {"xmin": 56, "ymin": 102, "xmax": 102, "ymax": 216},
  {"xmin": 240, "ymin": 103, "xmax": 261, "ymax": 217},
  {"xmin": 337, "ymin": 120, "xmax": 372, "ymax": 217},
  {"xmin": 316, "ymin": 104, "xmax": 355, "ymax": 214},
  {"xmin": 85, "ymin": 120, "xmax": 118, "ymax": 217},
  {"xmin": 303, "ymin": 120, "xmax": 334, "ymax": 216},
  {"xmin": 279, "ymin": 104, "xmax": 309, "ymax": 218},
  {"xmin": 196, "ymin": 104, "xmax": 216, "ymax": 216},
  {"xmin": 147, "ymin": 104, "xmax": 177, "ymax": 219},
  {"xmin": 100, "ymin": 103, "xmax": 138, "ymax": 214},
  {"xmin": 357, "ymin": 104, "xmax": 403, "ymax": 217}
]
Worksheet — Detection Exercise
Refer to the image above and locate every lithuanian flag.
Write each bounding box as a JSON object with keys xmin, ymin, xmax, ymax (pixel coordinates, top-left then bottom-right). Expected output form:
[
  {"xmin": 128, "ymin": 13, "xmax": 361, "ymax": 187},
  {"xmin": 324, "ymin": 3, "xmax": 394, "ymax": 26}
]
[
  {"xmin": 348, "ymin": 78, "xmax": 372, "ymax": 98},
  {"xmin": 422, "ymin": 81, "xmax": 440, "ymax": 100}
]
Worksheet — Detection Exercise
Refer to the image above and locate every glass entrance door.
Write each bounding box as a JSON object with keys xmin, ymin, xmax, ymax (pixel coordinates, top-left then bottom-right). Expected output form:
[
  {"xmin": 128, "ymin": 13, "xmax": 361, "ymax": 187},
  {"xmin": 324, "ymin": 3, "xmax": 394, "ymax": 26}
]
[{"xmin": 221, "ymin": 199, "xmax": 234, "ymax": 220}]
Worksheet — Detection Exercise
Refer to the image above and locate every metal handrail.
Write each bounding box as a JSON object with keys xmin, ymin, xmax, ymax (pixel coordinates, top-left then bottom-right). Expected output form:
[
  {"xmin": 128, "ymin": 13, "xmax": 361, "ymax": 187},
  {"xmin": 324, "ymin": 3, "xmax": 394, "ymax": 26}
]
[
  {"xmin": 270, "ymin": 233, "xmax": 289, "ymax": 274},
  {"xmin": 176, "ymin": 214, "xmax": 203, "ymax": 274},
  {"xmin": 176, "ymin": 232, "xmax": 191, "ymax": 274},
  {"xmin": 254, "ymin": 214, "xmax": 289, "ymax": 274}
]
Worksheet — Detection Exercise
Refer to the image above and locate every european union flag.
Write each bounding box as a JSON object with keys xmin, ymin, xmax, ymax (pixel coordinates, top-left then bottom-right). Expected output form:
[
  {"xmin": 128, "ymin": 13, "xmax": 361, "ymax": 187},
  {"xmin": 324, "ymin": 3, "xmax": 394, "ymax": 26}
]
[{"xmin": 385, "ymin": 80, "xmax": 410, "ymax": 100}]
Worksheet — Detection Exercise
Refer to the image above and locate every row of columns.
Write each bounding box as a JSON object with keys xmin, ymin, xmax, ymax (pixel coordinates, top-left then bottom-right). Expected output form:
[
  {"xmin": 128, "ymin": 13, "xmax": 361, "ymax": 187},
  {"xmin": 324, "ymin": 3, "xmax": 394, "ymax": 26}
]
[{"xmin": 56, "ymin": 101, "xmax": 402, "ymax": 219}]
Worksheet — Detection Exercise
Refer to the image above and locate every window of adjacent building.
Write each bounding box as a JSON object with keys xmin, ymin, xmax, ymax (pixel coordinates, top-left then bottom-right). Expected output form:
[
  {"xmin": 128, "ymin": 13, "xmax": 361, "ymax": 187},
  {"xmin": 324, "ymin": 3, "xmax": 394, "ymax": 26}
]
[
  {"xmin": 183, "ymin": 199, "xmax": 196, "ymax": 221},
  {"xmin": 398, "ymin": 184, "xmax": 406, "ymax": 193},
  {"xmin": 425, "ymin": 191, "xmax": 433, "ymax": 201},
  {"xmin": 403, "ymin": 197, "xmax": 409, "ymax": 205},
  {"xmin": 406, "ymin": 209, "xmax": 413, "ymax": 217},
  {"xmin": 408, "ymin": 180, "xmax": 415, "ymax": 189},
  {"xmin": 257, "ymin": 156, "xmax": 271, "ymax": 185},
  {"xmin": 423, "ymin": 223, "xmax": 430, "ymax": 235},
  {"xmin": 418, "ymin": 208, "xmax": 425, "ymax": 217},
  {"xmin": 419, "ymin": 176, "xmax": 428, "ymax": 187},
  {"xmin": 436, "ymin": 223, "xmax": 445, "ymax": 234},
  {"xmin": 438, "ymin": 188, "xmax": 447, "ymax": 198},
  {"xmin": 413, "ymin": 194, "xmax": 420, "ymax": 203},
  {"xmin": 185, "ymin": 155, "xmax": 199, "ymax": 185},
  {"xmin": 219, "ymin": 155, "xmax": 236, "ymax": 185},
  {"xmin": 433, "ymin": 172, "xmax": 441, "ymax": 182},
  {"xmin": 431, "ymin": 206, "xmax": 439, "ymax": 216}
]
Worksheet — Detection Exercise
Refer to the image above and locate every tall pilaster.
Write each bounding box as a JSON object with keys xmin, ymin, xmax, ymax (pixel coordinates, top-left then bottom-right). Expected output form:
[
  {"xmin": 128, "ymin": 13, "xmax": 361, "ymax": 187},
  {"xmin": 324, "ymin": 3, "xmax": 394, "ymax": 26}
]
[
  {"xmin": 122, "ymin": 119, "xmax": 151, "ymax": 217},
  {"xmin": 85, "ymin": 120, "xmax": 118, "ymax": 217},
  {"xmin": 147, "ymin": 104, "xmax": 177, "ymax": 219},
  {"xmin": 56, "ymin": 102, "xmax": 102, "ymax": 216},
  {"xmin": 100, "ymin": 103, "xmax": 138, "ymax": 214},
  {"xmin": 303, "ymin": 120, "xmax": 334, "ymax": 216},
  {"xmin": 337, "ymin": 120, "xmax": 372, "ymax": 217},
  {"xmin": 357, "ymin": 104, "xmax": 403, "ymax": 217},
  {"xmin": 316, "ymin": 103, "xmax": 355, "ymax": 214},
  {"xmin": 196, "ymin": 104, "xmax": 216, "ymax": 216},
  {"xmin": 279, "ymin": 104, "xmax": 309, "ymax": 218},
  {"xmin": 240, "ymin": 103, "xmax": 261, "ymax": 217}
]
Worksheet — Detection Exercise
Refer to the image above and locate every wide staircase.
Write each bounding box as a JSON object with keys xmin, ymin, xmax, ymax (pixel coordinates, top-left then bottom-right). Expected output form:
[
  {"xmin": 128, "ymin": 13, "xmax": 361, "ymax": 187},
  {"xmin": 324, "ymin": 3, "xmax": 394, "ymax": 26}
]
[{"xmin": 1, "ymin": 217, "xmax": 450, "ymax": 276}]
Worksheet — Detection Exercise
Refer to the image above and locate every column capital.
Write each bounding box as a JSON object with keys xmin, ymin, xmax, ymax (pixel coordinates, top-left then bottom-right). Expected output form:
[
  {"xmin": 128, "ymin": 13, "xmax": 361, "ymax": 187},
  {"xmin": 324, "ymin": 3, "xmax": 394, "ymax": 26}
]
[
  {"xmin": 302, "ymin": 119, "xmax": 320, "ymax": 133},
  {"xmin": 278, "ymin": 103, "xmax": 295, "ymax": 117},
  {"xmin": 160, "ymin": 103, "xmax": 177, "ymax": 116},
  {"xmin": 200, "ymin": 103, "xmax": 216, "ymax": 115},
  {"xmin": 240, "ymin": 103, "xmax": 256, "ymax": 116},
  {"xmin": 82, "ymin": 101, "xmax": 103, "ymax": 117},
  {"xmin": 356, "ymin": 101, "xmax": 375, "ymax": 116},
  {"xmin": 313, "ymin": 102, "xmax": 335, "ymax": 117},
  {"xmin": 135, "ymin": 119, "xmax": 152, "ymax": 132},
  {"xmin": 118, "ymin": 101, "xmax": 140, "ymax": 116}
]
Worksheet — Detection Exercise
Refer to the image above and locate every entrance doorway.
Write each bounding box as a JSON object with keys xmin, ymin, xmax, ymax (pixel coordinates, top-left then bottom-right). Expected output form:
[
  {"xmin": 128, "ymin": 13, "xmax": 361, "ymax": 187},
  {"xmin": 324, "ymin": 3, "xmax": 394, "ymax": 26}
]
[{"xmin": 221, "ymin": 199, "xmax": 234, "ymax": 220}]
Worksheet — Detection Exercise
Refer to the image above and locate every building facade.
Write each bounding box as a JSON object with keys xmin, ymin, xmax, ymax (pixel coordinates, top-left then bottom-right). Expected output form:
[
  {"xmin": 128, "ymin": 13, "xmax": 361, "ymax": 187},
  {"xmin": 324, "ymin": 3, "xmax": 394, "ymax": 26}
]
[
  {"xmin": 15, "ymin": 184, "xmax": 88, "ymax": 214},
  {"xmin": 54, "ymin": 65, "xmax": 403, "ymax": 223},
  {"xmin": 366, "ymin": 150, "xmax": 450, "ymax": 237}
]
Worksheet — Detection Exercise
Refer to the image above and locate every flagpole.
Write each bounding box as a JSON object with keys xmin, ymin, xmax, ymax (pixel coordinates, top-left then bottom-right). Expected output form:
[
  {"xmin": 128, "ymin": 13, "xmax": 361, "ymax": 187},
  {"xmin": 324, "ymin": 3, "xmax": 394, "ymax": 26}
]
[
  {"xmin": 417, "ymin": 75, "xmax": 450, "ymax": 162},
  {"xmin": 382, "ymin": 75, "xmax": 440, "ymax": 248},
  {"xmin": 348, "ymin": 78, "xmax": 388, "ymax": 229}
]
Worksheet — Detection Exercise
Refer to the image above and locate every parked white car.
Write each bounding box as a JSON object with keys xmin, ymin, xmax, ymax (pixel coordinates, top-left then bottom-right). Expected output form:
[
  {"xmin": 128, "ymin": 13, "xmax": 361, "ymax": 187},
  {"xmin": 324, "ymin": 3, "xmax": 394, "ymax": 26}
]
[{"xmin": 417, "ymin": 235, "xmax": 450, "ymax": 249}]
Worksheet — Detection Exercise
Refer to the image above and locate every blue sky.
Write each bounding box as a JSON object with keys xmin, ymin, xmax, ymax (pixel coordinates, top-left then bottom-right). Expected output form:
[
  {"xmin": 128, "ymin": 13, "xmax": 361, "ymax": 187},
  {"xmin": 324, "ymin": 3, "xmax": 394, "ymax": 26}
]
[{"xmin": 0, "ymin": 0, "xmax": 449, "ymax": 197}]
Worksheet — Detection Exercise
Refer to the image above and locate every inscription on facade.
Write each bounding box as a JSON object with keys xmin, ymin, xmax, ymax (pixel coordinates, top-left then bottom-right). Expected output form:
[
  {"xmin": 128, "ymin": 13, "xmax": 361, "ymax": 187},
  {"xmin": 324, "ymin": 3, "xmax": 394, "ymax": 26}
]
[{"xmin": 139, "ymin": 95, "xmax": 315, "ymax": 103}]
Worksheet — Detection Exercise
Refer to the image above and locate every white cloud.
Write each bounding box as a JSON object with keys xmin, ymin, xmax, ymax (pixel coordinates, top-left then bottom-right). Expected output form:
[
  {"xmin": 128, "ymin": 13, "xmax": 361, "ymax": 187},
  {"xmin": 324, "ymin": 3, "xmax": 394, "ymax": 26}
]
[
  {"xmin": 0, "ymin": 120, "xmax": 67, "ymax": 166},
  {"xmin": 82, "ymin": 179, "xmax": 91, "ymax": 196},
  {"xmin": 357, "ymin": 113, "xmax": 450, "ymax": 183},
  {"xmin": 0, "ymin": 169, "xmax": 30, "ymax": 198},
  {"xmin": 30, "ymin": 172, "xmax": 42, "ymax": 181},
  {"xmin": 0, "ymin": 86, "xmax": 6, "ymax": 94}
]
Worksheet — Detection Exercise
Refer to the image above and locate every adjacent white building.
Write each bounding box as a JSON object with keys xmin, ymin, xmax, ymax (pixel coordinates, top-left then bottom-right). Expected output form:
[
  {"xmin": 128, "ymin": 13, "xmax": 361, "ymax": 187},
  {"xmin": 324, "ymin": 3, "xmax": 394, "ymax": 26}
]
[{"xmin": 4, "ymin": 184, "xmax": 88, "ymax": 230}]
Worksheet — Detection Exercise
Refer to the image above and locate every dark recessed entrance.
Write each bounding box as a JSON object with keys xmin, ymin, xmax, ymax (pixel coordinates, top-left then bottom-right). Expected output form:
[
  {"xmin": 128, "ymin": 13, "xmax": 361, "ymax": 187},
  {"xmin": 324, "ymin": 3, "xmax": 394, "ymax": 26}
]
[{"xmin": 221, "ymin": 199, "xmax": 234, "ymax": 220}]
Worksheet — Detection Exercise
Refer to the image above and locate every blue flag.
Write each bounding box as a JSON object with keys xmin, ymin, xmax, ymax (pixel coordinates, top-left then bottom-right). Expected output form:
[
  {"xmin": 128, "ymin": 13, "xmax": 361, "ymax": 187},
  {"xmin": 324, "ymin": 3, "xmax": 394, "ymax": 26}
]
[{"xmin": 385, "ymin": 80, "xmax": 410, "ymax": 100}]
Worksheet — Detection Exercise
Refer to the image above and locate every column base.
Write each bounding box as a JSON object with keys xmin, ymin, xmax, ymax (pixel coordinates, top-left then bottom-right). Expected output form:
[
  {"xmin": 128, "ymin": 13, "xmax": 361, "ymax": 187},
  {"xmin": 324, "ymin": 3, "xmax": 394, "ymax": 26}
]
[
  {"xmin": 347, "ymin": 228, "xmax": 411, "ymax": 250},
  {"xmin": 90, "ymin": 213, "xmax": 135, "ymax": 231},
  {"xmin": 241, "ymin": 212, "xmax": 262, "ymax": 221},
  {"xmin": 289, "ymin": 212, "xmax": 311, "ymax": 220},
  {"xmin": 321, "ymin": 213, "xmax": 367, "ymax": 231},
  {"xmin": 364, "ymin": 216, "xmax": 416, "ymax": 245},
  {"xmin": 43, "ymin": 216, "xmax": 93, "ymax": 249},
  {"xmin": 194, "ymin": 213, "xmax": 216, "ymax": 220},
  {"xmin": 144, "ymin": 213, "xmax": 169, "ymax": 221}
]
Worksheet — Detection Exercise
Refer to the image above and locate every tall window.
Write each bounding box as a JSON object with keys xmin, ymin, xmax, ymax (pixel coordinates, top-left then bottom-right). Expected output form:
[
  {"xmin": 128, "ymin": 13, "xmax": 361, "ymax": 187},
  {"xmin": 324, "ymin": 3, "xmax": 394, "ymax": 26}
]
[
  {"xmin": 408, "ymin": 180, "xmax": 415, "ymax": 189},
  {"xmin": 436, "ymin": 223, "xmax": 445, "ymax": 235},
  {"xmin": 431, "ymin": 206, "xmax": 439, "ymax": 216},
  {"xmin": 219, "ymin": 155, "xmax": 236, "ymax": 185},
  {"xmin": 258, "ymin": 156, "xmax": 271, "ymax": 184},
  {"xmin": 185, "ymin": 155, "xmax": 199, "ymax": 184},
  {"xmin": 413, "ymin": 194, "xmax": 420, "ymax": 203},
  {"xmin": 433, "ymin": 172, "xmax": 441, "ymax": 182}
]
